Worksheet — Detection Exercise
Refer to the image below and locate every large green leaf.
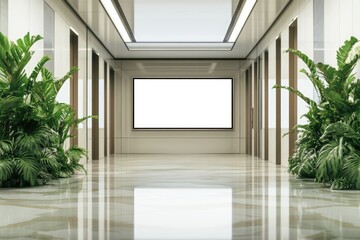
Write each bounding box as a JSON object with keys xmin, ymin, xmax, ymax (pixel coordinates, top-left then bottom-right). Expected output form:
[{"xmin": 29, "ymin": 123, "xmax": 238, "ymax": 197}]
[
  {"xmin": 316, "ymin": 138, "xmax": 346, "ymax": 183},
  {"xmin": 0, "ymin": 139, "xmax": 12, "ymax": 155},
  {"xmin": 337, "ymin": 36, "xmax": 358, "ymax": 69},
  {"xmin": 29, "ymin": 56, "xmax": 51, "ymax": 83},
  {"xmin": 343, "ymin": 151, "xmax": 360, "ymax": 189},
  {"xmin": 286, "ymin": 48, "xmax": 317, "ymax": 75},
  {"xmin": 316, "ymin": 63, "xmax": 337, "ymax": 84},
  {"xmin": 273, "ymin": 84, "xmax": 314, "ymax": 105},
  {"xmin": 0, "ymin": 159, "xmax": 13, "ymax": 182},
  {"xmin": 337, "ymin": 54, "xmax": 360, "ymax": 88},
  {"xmin": 55, "ymin": 66, "xmax": 78, "ymax": 93},
  {"xmin": 14, "ymin": 155, "xmax": 39, "ymax": 186}
]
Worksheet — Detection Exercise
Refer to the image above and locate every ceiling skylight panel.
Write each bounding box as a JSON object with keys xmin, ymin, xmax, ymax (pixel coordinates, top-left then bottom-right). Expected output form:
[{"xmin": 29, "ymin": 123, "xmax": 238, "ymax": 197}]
[{"xmin": 134, "ymin": 0, "xmax": 232, "ymax": 42}]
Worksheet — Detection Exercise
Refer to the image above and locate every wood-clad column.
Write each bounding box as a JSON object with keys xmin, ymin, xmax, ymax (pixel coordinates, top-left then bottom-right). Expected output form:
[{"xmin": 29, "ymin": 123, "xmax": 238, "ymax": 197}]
[
  {"xmin": 70, "ymin": 30, "xmax": 78, "ymax": 146},
  {"xmin": 245, "ymin": 70, "xmax": 250, "ymax": 154},
  {"xmin": 253, "ymin": 62, "xmax": 258, "ymax": 157},
  {"xmin": 276, "ymin": 37, "xmax": 281, "ymax": 165},
  {"xmin": 109, "ymin": 68, "xmax": 115, "ymax": 155},
  {"xmin": 264, "ymin": 51, "xmax": 269, "ymax": 161},
  {"xmin": 289, "ymin": 19, "xmax": 298, "ymax": 157},
  {"xmin": 104, "ymin": 62, "xmax": 108, "ymax": 157},
  {"xmin": 92, "ymin": 51, "xmax": 99, "ymax": 160},
  {"xmin": 246, "ymin": 67, "xmax": 253, "ymax": 155}
]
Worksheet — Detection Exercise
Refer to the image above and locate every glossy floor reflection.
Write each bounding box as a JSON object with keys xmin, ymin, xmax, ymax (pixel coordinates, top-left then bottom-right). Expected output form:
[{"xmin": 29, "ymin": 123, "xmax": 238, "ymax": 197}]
[{"xmin": 1, "ymin": 154, "xmax": 360, "ymax": 239}]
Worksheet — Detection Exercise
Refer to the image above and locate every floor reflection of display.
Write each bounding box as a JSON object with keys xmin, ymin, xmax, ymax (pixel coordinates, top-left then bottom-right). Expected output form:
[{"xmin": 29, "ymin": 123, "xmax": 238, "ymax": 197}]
[{"xmin": 134, "ymin": 188, "xmax": 232, "ymax": 240}]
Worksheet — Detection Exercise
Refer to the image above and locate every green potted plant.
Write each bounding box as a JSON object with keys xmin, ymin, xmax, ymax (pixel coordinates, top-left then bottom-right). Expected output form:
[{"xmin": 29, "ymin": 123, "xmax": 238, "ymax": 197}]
[
  {"xmin": 275, "ymin": 36, "xmax": 360, "ymax": 190},
  {"xmin": 0, "ymin": 32, "xmax": 88, "ymax": 187}
]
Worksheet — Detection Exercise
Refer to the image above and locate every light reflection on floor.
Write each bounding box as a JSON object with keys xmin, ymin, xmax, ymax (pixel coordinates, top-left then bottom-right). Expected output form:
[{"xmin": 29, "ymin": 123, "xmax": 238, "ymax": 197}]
[
  {"xmin": 134, "ymin": 188, "xmax": 232, "ymax": 239},
  {"xmin": 0, "ymin": 154, "xmax": 360, "ymax": 240}
]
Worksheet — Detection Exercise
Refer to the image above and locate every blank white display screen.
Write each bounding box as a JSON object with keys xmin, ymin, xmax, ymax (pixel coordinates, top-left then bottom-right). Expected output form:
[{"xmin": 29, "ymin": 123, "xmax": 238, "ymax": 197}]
[
  {"xmin": 133, "ymin": 79, "xmax": 233, "ymax": 129},
  {"xmin": 134, "ymin": 188, "xmax": 232, "ymax": 240}
]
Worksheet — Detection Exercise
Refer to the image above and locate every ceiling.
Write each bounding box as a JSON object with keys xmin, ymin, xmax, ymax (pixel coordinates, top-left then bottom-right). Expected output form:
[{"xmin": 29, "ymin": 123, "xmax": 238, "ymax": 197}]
[{"xmin": 65, "ymin": 0, "xmax": 291, "ymax": 59}]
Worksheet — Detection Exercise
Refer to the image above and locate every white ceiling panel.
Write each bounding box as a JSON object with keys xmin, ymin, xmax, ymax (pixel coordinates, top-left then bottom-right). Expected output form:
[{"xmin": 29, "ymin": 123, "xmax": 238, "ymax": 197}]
[{"xmin": 65, "ymin": 0, "xmax": 292, "ymax": 59}]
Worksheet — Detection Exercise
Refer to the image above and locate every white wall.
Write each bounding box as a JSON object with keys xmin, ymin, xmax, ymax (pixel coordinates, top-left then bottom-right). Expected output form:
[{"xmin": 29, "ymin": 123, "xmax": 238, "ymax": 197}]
[
  {"xmin": 115, "ymin": 60, "xmax": 245, "ymax": 154},
  {"xmin": 324, "ymin": 0, "xmax": 360, "ymax": 75},
  {"xmin": 297, "ymin": 0, "xmax": 314, "ymax": 126},
  {"xmin": 1, "ymin": 0, "xmax": 115, "ymax": 161},
  {"xmin": 0, "ymin": 0, "xmax": 8, "ymax": 35},
  {"xmin": 268, "ymin": 41, "xmax": 276, "ymax": 165},
  {"xmin": 6, "ymin": 0, "xmax": 44, "ymax": 74},
  {"xmin": 244, "ymin": 0, "xmax": 360, "ymax": 167},
  {"xmin": 243, "ymin": 0, "xmax": 314, "ymax": 166}
]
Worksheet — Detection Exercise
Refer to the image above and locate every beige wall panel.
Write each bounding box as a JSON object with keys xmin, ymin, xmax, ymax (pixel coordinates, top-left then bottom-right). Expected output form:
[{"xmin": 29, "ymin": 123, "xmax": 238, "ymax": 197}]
[
  {"xmin": 239, "ymin": 69, "xmax": 247, "ymax": 140},
  {"xmin": 246, "ymin": 0, "xmax": 312, "ymax": 60},
  {"xmin": 115, "ymin": 60, "xmax": 244, "ymax": 154},
  {"xmin": 239, "ymin": 138, "xmax": 246, "ymax": 153},
  {"xmin": 281, "ymin": 129, "xmax": 289, "ymax": 168},
  {"xmin": 122, "ymin": 138, "xmax": 240, "ymax": 154},
  {"xmin": 268, "ymin": 129, "xmax": 276, "ymax": 164}
]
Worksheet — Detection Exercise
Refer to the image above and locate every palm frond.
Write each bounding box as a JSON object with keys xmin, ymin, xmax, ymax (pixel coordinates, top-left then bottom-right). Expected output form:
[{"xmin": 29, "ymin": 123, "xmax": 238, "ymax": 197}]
[
  {"xmin": 343, "ymin": 151, "xmax": 360, "ymax": 189},
  {"xmin": 16, "ymin": 33, "xmax": 42, "ymax": 54},
  {"xmin": 55, "ymin": 67, "xmax": 78, "ymax": 93},
  {"xmin": 29, "ymin": 56, "xmax": 51, "ymax": 82},
  {"xmin": 39, "ymin": 148, "xmax": 59, "ymax": 170},
  {"xmin": 337, "ymin": 54, "xmax": 360, "ymax": 88},
  {"xmin": 316, "ymin": 138, "xmax": 346, "ymax": 183},
  {"xmin": 14, "ymin": 155, "xmax": 39, "ymax": 186},
  {"xmin": 0, "ymin": 139, "xmax": 13, "ymax": 155},
  {"xmin": 316, "ymin": 63, "xmax": 337, "ymax": 84},
  {"xmin": 299, "ymin": 68, "xmax": 325, "ymax": 100},
  {"xmin": 337, "ymin": 36, "xmax": 358, "ymax": 69},
  {"xmin": 15, "ymin": 125, "xmax": 52, "ymax": 153},
  {"xmin": 321, "ymin": 122, "xmax": 360, "ymax": 143},
  {"xmin": 298, "ymin": 150, "xmax": 317, "ymax": 178},
  {"xmin": 0, "ymin": 159, "xmax": 13, "ymax": 182},
  {"xmin": 65, "ymin": 146, "xmax": 87, "ymax": 173},
  {"xmin": 286, "ymin": 48, "xmax": 317, "ymax": 75},
  {"xmin": 66, "ymin": 146, "xmax": 86, "ymax": 162},
  {"xmin": 273, "ymin": 84, "xmax": 314, "ymax": 105}
]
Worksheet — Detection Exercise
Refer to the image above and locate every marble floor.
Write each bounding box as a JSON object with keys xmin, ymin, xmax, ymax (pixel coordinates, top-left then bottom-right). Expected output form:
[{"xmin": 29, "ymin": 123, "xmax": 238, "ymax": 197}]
[{"xmin": 0, "ymin": 154, "xmax": 360, "ymax": 240}]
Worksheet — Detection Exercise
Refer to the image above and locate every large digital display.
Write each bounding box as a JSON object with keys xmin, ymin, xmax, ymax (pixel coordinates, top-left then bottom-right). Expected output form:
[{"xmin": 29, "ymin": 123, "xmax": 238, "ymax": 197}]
[{"xmin": 133, "ymin": 78, "xmax": 233, "ymax": 129}]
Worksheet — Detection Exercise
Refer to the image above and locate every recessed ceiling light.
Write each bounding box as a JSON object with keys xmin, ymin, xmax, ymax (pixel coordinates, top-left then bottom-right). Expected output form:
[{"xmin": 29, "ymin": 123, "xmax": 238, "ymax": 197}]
[
  {"xmin": 70, "ymin": 27, "xmax": 79, "ymax": 36},
  {"xmin": 288, "ymin": 17, "xmax": 298, "ymax": 26},
  {"xmin": 228, "ymin": 0, "xmax": 257, "ymax": 42},
  {"xmin": 100, "ymin": 0, "xmax": 132, "ymax": 42},
  {"xmin": 126, "ymin": 42, "xmax": 234, "ymax": 51}
]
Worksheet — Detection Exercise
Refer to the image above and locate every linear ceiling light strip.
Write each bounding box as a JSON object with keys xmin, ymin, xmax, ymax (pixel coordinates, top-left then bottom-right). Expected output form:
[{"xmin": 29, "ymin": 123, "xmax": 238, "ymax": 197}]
[
  {"xmin": 228, "ymin": 0, "xmax": 257, "ymax": 42},
  {"xmin": 126, "ymin": 42, "xmax": 234, "ymax": 51},
  {"xmin": 100, "ymin": 0, "xmax": 132, "ymax": 42}
]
